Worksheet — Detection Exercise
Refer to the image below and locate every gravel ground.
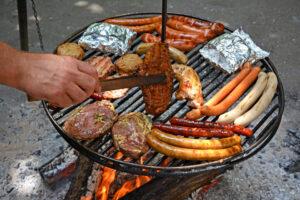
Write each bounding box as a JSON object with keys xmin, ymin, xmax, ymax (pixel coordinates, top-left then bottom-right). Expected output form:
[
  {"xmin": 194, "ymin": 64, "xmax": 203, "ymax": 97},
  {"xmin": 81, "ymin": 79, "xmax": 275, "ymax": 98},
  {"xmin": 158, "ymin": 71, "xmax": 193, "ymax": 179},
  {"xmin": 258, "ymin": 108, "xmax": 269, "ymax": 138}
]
[{"xmin": 0, "ymin": 0, "xmax": 300, "ymax": 199}]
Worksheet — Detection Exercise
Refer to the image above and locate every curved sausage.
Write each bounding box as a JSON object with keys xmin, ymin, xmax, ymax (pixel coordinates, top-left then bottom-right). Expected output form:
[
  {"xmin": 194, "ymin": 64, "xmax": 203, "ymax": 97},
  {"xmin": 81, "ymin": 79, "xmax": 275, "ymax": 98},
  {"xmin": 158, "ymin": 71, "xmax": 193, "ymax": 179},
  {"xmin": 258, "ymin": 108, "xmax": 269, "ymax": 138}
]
[
  {"xmin": 105, "ymin": 16, "xmax": 161, "ymax": 26},
  {"xmin": 169, "ymin": 117, "xmax": 253, "ymax": 137},
  {"xmin": 166, "ymin": 19, "xmax": 217, "ymax": 39},
  {"xmin": 140, "ymin": 33, "xmax": 197, "ymax": 51},
  {"xmin": 205, "ymin": 63, "xmax": 252, "ymax": 107},
  {"xmin": 156, "ymin": 24, "xmax": 207, "ymax": 43},
  {"xmin": 136, "ymin": 43, "xmax": 188, "ymax": 64},
  {"xmin": 146, "ymin": 133, "xmax": 243, "ymax": 161},
  {"xmin": 218, "ymin": 72, "xmax": 268, "ymax": 123},
  {"xmin": 153, "ymin": 123, "xmax": 234, "ymax": 138},
  {"xmin": 201, "ymin": 67, "xmax": 261, "ymax": 116},
  {"xmin": 152, "ymin": 128, "xmax": 241, "ymax": 149},
  {"xmin": 124, "ymin": 23, "xmax": 158, "ymax": 33},
  {"xmin": 234, "ymin": 72, "xmax": 278, "ymax": 126}
]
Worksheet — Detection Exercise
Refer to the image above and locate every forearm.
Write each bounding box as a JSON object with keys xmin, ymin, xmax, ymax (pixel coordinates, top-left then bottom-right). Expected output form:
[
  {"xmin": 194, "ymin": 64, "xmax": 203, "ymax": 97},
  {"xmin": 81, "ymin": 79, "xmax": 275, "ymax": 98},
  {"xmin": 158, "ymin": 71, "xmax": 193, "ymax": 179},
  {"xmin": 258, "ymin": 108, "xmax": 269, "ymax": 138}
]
[{"xmin": 0, "ymin": 42, "xmax": 24, "ymax": 89}]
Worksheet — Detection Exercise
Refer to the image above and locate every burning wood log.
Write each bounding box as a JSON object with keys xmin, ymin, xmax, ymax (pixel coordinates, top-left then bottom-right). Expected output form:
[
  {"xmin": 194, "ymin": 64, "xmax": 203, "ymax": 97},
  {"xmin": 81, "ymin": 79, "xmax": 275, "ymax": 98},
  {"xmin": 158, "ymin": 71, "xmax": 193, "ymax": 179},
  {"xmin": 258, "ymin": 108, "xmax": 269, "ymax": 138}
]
[{"xmin": 39, "ymin": 147, "xmax": 78, "ymax": 184}]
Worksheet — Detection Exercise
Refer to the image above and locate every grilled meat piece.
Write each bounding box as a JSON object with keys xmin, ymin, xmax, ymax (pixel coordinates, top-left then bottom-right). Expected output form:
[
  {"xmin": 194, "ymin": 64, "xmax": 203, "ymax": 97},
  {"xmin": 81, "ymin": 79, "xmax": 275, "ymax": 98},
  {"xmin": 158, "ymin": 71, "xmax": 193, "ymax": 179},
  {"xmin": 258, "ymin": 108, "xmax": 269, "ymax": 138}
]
[
  {"xmin": 139, "ymin": 42, "xmax": 174, "ymax": 116},
  {"xmin": 87, "ymin": 56, "xmax": 116, "ymax": 78},
  {"xmin": 172, "ymin": 64, "xmax": 203, "ymax": 108},
  {"xmin": 112, "ymin": 112, "xmax": 152, "ymax": 159},
  {"xmin": 63, "ymin": 100, "xmax": 117, "ymax": 140}
]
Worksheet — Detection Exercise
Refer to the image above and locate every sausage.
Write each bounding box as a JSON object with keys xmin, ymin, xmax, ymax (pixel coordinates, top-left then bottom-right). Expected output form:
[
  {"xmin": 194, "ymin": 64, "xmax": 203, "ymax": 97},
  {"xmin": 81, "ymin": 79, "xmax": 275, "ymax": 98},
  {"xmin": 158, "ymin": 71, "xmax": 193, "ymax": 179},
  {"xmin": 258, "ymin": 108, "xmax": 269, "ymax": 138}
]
[
  {"xmin": 234, "ymin": 72, "xmax": 278, "ymax": 126},
  {"xmin": 146, "ymin": 132, "xmax": 243, "ymax": 161},
  {"xmin": 170, "ymin": 16, "xmax": 213, "ymax": 28},
  {"xmin": 156, "ymin": 24, "xmax": 207, "ymax": 43},
  {"xmin": 124, "ymin": 23, "xmax": 158, "ymax": 33},
  {"xmin": 140, "ymin": 33, "xmax": 197, "ymax": 51},
  {"xmin": 169, "ymin": 117, "xmax": 253, "ymax": 137},
  {"xmin": 136, "ymin": 43, "xmax": 188, "ymax": 64},
  {"xmin": 90, "ymin": 92, "xmax": 103, "ymax": 100},
  {"xmin": 105, "ymin": 16, "xmax": 161, "ymax": 26},
  {"xmin": 205, "ymin": 62, "xmax": 252, "ymax": 107},
  {"xmin": 153, "ymin": 123, "xmax": 234, "ymax": 138},
  {"xmin": 166, "ymin": 19, "xmax": 217, "ymax": 39},
  {"xmin": 218, "ymin": 72, "xmax": 268, "ymax": 123},
  {"xmin": 152, "ymin": 128, "xmax": 241, "ymax": 149},
  {"xmin": 185, "ymin": 108, "xmax": 202, "ymax": 120},
  {"xmin": 202, "ymin": 67, "xmax": 261, "ymax": 116}
]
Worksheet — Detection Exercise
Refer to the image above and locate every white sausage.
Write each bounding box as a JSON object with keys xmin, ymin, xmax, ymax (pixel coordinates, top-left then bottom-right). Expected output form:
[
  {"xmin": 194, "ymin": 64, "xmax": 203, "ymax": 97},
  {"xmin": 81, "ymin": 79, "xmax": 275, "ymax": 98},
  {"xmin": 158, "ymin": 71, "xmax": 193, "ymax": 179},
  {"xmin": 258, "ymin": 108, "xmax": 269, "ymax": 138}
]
[
  {"xmin": 234, "ymin": 72, "xmax": 278, "ymax": 126},
  {"xmin": 218, "ymin": 72, "xmax": 268, "ymax": 123}
]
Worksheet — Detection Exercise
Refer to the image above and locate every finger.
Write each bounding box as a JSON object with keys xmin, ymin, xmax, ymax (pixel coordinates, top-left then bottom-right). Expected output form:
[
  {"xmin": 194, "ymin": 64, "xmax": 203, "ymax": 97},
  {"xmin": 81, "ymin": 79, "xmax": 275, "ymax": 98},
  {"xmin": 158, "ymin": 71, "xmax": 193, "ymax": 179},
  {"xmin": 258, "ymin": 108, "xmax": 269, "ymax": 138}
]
[
  {"xmin": 77, "ymin": 60, "xmax": 99, "ymax": 79},
  {"xmin": 74, "ymin": 72, "xmax": 98, "ymax": 96},
  {"xmin": 52, "ymin": 94, "xmax": 73, "ymax": 108},
  {"xmin": 67, "ymin": 83, "xmax": 89, "ymax": 104}
]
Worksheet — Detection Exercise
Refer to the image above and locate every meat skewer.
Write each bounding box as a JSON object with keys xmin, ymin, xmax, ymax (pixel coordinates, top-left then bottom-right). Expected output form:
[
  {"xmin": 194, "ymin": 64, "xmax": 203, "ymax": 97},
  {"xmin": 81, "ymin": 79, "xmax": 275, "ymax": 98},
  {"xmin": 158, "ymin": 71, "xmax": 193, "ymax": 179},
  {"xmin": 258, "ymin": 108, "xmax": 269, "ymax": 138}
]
[
  {"xmin": 169, "ymin": 117, "xmax": 253, "ymax": 137},
  {"xmin": 139, "ymin": 42, "xmax": 174, "ymax": 116},
  {"xmin": 153, "ymin": 123, "xmax": 234, "ymax": 138}
]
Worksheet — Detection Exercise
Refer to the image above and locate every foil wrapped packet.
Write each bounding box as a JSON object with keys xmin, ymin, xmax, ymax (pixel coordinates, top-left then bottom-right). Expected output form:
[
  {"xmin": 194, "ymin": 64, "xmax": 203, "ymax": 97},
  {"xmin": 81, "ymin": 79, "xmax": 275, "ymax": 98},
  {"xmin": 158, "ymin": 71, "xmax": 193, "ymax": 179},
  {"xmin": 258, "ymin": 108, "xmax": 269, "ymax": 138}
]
[
  {"xmin": 200, "ymin": 28, "xmax": 270, "ymax": 73},
  {"xmin": 78, "ymin": 22, "xmax": 136, "ymax": 55}
]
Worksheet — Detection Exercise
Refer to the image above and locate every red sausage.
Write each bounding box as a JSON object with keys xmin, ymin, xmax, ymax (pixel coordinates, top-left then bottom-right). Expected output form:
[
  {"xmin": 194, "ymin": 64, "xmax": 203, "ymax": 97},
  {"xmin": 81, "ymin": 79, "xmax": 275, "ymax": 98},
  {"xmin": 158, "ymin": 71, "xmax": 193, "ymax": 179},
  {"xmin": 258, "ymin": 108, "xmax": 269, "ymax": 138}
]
[
  {"xmin": 124, "ymin": 23, "xmax": 158, "ymax": 33},
  {"xmin": 166, "ymin": 19, "xmax": 220, "ymax": 39},
  {"xmin": 156, "ymin": 24, "xmax": 206, "ymax": 43},
  {"xmin": 153, "ymin": 123, "xmax": 234, "ymax": 138},
  {"xmin": 141, "ymin": 33, "xmax": 197, "ymax": 51},
  {"xmin": 169, "ymin": 117, "xmax": 253, "ymax": 137},
  {"xmin": 170, "ymin": 16, "xmax": 213, "ymax": 28},
  {"xmin": 105, "ymin": 16, "xmax": 161, "ymax": 26}
]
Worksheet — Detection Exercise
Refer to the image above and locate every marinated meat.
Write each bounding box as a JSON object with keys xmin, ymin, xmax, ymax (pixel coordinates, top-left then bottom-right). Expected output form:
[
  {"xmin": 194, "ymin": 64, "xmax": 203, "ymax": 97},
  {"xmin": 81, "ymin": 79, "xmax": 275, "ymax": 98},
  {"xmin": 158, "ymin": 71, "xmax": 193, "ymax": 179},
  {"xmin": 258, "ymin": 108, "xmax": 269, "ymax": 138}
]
[
  {"xmin": 112, "ymin": 112, "xmax": 152, "ymax": 159},
  {"xmin": 172, "ymin": 64, "xmax": 203, "ymax": 108},
  {"xmin": 138, "ymin": 42, "xmax": 174, "ymax": 116},
  {"xmin": 87, "ymin": 56, "xmax": 116, "ymax": 78},
  {"xmin": 63, "ymin": 100, "xmax": 117, "ymax": 140}
]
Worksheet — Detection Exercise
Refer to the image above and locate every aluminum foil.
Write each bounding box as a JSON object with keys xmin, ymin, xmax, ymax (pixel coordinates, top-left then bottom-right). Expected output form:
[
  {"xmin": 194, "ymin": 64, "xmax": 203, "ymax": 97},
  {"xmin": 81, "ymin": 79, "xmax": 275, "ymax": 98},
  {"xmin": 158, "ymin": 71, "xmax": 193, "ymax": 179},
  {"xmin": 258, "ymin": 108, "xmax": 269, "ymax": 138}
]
[
  {"xmin": 200, "ymin": 28, "xmax": 270, "ymax": 73},
  {"xmin": 78, "ymin": 22, "xmax": 136, "ymax": 55}
]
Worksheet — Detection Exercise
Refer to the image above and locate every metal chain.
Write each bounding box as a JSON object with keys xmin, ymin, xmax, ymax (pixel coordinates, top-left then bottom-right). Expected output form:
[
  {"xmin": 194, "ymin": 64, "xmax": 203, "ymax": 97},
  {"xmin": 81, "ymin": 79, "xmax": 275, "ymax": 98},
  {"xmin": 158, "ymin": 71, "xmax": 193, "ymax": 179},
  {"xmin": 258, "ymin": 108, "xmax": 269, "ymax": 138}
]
[{"xmin": 30, "ymin": 0, "xmax": 45, "ymax": 51}]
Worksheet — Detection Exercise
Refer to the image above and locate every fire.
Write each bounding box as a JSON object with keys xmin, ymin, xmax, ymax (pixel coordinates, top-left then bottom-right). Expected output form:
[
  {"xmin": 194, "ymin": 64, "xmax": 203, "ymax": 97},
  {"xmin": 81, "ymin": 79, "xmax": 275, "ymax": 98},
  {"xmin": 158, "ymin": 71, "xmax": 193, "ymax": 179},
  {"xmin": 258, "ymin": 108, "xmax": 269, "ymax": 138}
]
[
  {"xmin": 112, "ymin": 157, "xmax": 172, "ymax": 200},
  {"xmin": 95, "ymin": 152, "xmax": 123, "ymax": 200},
  {"xmin": 94, "ymin": 152, "xmax": 173, "ymax": 200}
]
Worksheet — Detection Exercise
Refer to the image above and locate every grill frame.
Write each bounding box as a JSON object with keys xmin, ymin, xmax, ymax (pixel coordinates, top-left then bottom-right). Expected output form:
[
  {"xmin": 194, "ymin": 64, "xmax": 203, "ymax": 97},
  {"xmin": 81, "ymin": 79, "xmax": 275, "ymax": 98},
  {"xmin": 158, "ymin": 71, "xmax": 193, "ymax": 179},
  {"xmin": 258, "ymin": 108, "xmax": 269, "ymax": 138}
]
[{"xmin": 42, "ymin": 12, "xmax": 285, "ymax": 176}]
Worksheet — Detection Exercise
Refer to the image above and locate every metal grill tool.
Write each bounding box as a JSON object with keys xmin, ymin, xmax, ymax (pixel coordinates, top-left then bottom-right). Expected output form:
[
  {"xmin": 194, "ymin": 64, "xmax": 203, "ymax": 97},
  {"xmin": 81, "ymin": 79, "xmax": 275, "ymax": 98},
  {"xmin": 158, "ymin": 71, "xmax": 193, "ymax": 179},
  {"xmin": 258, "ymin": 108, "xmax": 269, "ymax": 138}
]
[{"xmin": 43, "ymin": 13, "xmax": 285, "ymax": 176}]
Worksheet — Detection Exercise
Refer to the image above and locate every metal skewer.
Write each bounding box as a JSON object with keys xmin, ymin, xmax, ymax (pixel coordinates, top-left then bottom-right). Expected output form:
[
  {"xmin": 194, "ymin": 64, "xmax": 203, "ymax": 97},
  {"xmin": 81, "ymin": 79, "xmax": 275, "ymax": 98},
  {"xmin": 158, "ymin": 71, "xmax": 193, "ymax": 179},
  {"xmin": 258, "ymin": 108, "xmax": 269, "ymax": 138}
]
[{"xmin": 161, "ymin": 0, "xmax": 167, "ymax": 42}]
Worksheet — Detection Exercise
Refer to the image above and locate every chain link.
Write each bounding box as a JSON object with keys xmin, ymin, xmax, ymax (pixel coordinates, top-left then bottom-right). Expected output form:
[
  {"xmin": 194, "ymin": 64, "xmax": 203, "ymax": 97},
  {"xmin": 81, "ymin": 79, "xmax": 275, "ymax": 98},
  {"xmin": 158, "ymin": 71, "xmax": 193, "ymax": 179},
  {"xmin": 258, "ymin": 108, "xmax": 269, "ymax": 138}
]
[{"xmin": 30, "ymin": 0, "xmax": 45, "ymax": 51}]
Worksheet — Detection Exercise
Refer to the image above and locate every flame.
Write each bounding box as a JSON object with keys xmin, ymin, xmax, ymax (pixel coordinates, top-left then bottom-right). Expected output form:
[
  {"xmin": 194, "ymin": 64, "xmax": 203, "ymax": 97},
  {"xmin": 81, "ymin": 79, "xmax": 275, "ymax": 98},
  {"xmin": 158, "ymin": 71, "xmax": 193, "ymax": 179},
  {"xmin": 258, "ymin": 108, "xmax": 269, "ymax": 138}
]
[
  {"xmin": 112, "ymin": 157, "xmax": 172, "ymax": 200},
  {"xmin": 95, "ymin": 152, "xmax": 123, "ymax": 200}
]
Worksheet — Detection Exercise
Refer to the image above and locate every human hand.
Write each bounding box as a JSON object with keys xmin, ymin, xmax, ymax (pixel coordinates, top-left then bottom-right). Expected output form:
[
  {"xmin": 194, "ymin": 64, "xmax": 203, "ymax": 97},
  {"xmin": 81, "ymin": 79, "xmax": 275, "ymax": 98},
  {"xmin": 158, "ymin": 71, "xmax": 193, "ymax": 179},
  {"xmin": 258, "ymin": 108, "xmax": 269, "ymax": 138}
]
[{"xmin": 19, "ymin": 53, "xmax": 100, "ymax": 107}]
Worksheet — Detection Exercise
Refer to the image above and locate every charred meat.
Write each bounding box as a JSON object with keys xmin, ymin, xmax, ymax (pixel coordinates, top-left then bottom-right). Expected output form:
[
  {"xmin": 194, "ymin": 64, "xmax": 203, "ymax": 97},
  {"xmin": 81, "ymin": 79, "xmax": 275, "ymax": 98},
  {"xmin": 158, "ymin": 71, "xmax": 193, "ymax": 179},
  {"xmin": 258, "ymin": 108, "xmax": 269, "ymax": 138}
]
[
  {"xmin": 112, "ymin": 112, "xmax": 152, "ymax": 159},
  {"xmin": 63, "ymin": 100, "xmax": 117, "ymax": 140},
  {"xmin": 138, "ymin": 42, "xmax": 174, "ymax": 116}
]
